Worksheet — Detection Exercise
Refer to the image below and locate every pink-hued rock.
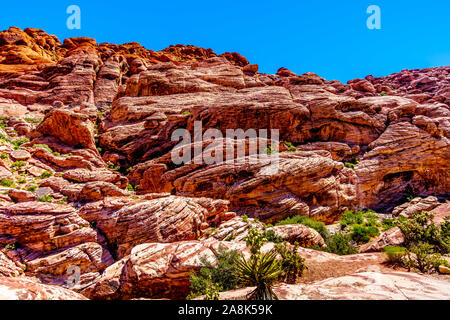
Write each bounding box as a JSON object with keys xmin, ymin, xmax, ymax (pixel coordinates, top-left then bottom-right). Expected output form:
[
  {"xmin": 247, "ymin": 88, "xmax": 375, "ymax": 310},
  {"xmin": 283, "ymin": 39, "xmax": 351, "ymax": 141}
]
[
  {"xmin": 0, "ymin": 276, "xmax": 88, "ymax": 300},
  {"xmin": 431, "ymin": 202, "xmax": 450, "ymax": 224},
  {"xmin": 79, "ymin": 196, "xmax": 231, "ymax": 258},
  {"xmin": 82, "ymin": 239, "xmax": 388, "ymax": 300},
  {"xmin": 269, "ymin": 225, "xmax": 325, "ymax": 247},
  {"xmin": 0, "ymin": 251, "xmax": 23, "ymax": 277},
  {"xmin": 217, "ymin": 271, "xmax": 450, "ymax": 300},
  {"xmin": 359, "ymin": 227, "xmax": 405, "ymax": 253},
  {"xmin": 392, "ymin": 196, "xmax": 441, "ymax": 217},
  {"xmin": 33, "ymin": 109, "xmax": 97, "ymax": 151},
  {"xmin": 0, "ymin": 202, "xmax": 98, "ymax": 252},
  {"xmin": 202, "ymin": 216, "xmax": 325, "ymax": 247}
]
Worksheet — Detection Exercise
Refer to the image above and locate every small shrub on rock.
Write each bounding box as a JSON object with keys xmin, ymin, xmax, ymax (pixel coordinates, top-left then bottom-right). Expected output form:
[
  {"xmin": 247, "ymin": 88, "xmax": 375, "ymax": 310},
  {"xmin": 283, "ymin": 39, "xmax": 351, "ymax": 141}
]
[{"xmin": 383, "ymin": 246, "xmax": 407, "ymax": 264}]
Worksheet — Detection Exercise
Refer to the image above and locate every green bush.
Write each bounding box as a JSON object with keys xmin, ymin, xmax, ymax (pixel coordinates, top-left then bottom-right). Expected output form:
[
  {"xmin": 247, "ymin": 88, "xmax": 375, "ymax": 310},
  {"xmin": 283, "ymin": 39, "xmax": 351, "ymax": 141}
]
[
  {"xmin": 403, "ymin": 243, "xmax": 449, "ymax": 273},
  {"xmin": 188, "ymin": 246, "xmax": 240, "ymax": 299},
  {"xmin": 126, "ymin": 184, "xmax": 135, "ymax": 191},
  {"xmin": 263, "ymin": 229, "xmax": 284, "ymax": 243},
  {"xmin": 395, "ymin": 212, "xmax": 450, "ymax": 273},
  {"xmin": 340, "ymin": 210, "xmax": 364, "ymax": 227},
  {"xmin": 0, "ymin": 178, "xmax": 15, "ymax": 188},
  {"xmin": 11, "ymin": 137, "xmax": 29, "ymax": 148},
  {"xmin": 27, "ymin": 185, "xmax": 37, "ymax": 192},
  {"xmin": 350, "ymin": 224, "xmax": 380, "ymax": 243},
  {"xmin": 275, "ymin": 242, "xmax": 305, "ymax": 284},
  {"xmin": 276, "ymin": 215, "xmax": 329, "ymax": 239},
  {"xmin": 283, "ymin": 141, "xmax": 297, "ymax": 152},
  {"xmin": 381, "ymin": 217, "xmax": 407, "ymax": 231},
  {"xmin": 12, "ymin": 160, "xmax": 26, "ymax": 170},
  {"xmin": 323, "ymin": 232, "xmax": 358, "ymax": 255},
  {"xmin": 383, "ymin": 246, "xmax": 407, "ymax": 264},
  {"xmin": 24, "ymin": 117, "xmax": 42, "ymax": 124},
  {"xmin": 398, "ymin": 211, "xmax": 448, "ymax": 254},
  {"xmin": 344, "ymin": 162, "xmax": 356, "ymax": 169},
  {"xmin": 0, "ymin": 152, "xmax": 8, "ymax": 159},
  {"xmin": 40, "ymin": 170, "xmax": 53, "ymax": 179},
  {"xmin": 4, "ymin": 243, "xmax": 17, "ymax": 250},
  {"xmin": 265, "ymin": 146, "xmax": 277, "ymax": 155},
  {"xmin": 37, "ymin": 194, "xmax": 53, "ymax": 203}
]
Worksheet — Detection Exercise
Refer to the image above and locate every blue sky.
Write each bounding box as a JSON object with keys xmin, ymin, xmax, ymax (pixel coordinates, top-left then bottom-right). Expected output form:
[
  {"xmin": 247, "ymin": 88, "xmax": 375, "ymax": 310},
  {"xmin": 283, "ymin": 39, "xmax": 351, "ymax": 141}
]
[{"xmin": 0, "ymin": 0, "xmax": 449, "ymax": 82}]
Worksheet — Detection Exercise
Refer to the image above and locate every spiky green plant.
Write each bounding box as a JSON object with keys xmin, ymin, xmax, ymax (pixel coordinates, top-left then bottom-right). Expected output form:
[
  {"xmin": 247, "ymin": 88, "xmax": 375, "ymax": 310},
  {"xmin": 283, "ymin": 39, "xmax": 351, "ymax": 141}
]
[{"xmin": 235, "ymin": 249, "xmax": 282, "ymax": 300}]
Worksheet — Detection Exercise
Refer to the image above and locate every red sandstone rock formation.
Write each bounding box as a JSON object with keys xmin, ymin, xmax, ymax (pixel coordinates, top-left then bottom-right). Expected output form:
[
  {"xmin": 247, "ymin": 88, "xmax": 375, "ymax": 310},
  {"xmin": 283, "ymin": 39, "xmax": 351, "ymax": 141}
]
[{"xmin": 0, "ymin": 26, "xmax": 448, "ymax": 300}]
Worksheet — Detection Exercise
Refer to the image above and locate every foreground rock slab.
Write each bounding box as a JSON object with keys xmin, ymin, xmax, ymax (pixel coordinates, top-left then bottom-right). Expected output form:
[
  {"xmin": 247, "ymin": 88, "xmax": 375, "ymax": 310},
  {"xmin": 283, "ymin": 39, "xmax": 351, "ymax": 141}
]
[
  {"xmin": 0, "ymin": 276, "xmax": 88, "ymax": 300},
  {"xmin": 218, "ymin": 271, "xmax": 450, "ymax": 300}
]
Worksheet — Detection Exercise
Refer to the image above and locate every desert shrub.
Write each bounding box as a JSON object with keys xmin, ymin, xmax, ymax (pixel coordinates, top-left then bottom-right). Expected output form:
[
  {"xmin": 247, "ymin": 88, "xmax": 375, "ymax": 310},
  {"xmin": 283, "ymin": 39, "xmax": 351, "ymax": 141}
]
[
  {"xmin": 275, "ymin": 242, "xmax": 305, "ymax": 284},
  {"xmin": 394, "ymin": 212, "xmax": 450, "ymax": 273},
  {"xmin": 12, "ymin": 160, "xmax": 26, "ymax": 170},
  {"xmin": 383, "ymin": 246, "xmax": 407, "ymax": 264},
  {"xmin": 17, "ymin": 177, "xmax": 26, "ymax": 184},
  {"xmin": 40, "ymin": 170, "xmax": 53, "ymax": 179},
  {"xmin": 187, "ymin": 246, "xmax": 240, "ymax": 299},
  {"xmin": 24, "ymin": 117, "xmax": 42, "ymax": 124},
  {"xmin": 265, "ymin": 146, "xmax": 277, "ymax": 155},
  {"xmin": 0, "ymin": 152, "xmax": 8, "ymax": 159},
  {"xmin": 340, "ymin": 210, "xmax": 364, "ymax": 227},
  {"xmin": 0, "ymin": 178, "xmax": 15, "ymax": 188},
  {"xmin": 403, "ymin": 243, "xmax": 449, "ymax": 273},
  {"xmin": 381, "ymin": 216, "xmax": 407, "ymax": 231},
  {"xmin": 283, "ymin": 141, "xmax": 297, "ymax": 152},
  {"xmin": 344, "ymin": 162, "xmax": 356, "ymax": 169},
  {"xmin": 263, "ymin": 229, "xmax": 284, "ymax": 243},
  {"xmin": 107, "ymin": 162, "xmax": 121, "ymax": 172},
  {"xmin": 350, "ymin": 224, "xmax": 380, "ymax": 243},
  {"xmin": 10, "ymin": 137, "xmax": 29, "ymax": 148},
  {"xmin": 398, "ymin": 211, "xmax": 448, "ymax": 254},
  {"xmin": 276, "ymin": 215, "xmax": 329, "ymax": 239},
  {"xmin": 37, "ymin": 194, "xmax": 53, "ymax": 203},
  {"xmin": 4, "ymin": 243, "xmax": 17, "ymax": 250},
  {"xmin": 33, "ymin": 144, "xmax": 53, "ymax": 152},
  {"xmin": 340, "ymin": 210, "xmax": 380, "ymax": 243},
  {"xmin": 441, "ymin": 217, "xmax": 450, "ymax": 248},
  {"xmin": 235, "ymin": 248, "xmax": 281, "ymax": 300},
  {"xmin": 126, "ymin": 184, "xmax": 135, "ymax": 191},
  {"xmin": 323, "ymin": 232, "xmax": 358, "ymax": 255},
  {"xmin": 27, "ymin": 185, "xmax": 37, "ymax": 192}
]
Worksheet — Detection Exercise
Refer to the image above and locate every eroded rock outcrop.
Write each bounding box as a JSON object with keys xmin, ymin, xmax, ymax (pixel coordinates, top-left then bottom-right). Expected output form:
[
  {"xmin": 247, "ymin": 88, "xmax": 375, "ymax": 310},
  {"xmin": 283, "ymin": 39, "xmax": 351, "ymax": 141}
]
[
  {"xmin": 216, "ymin": 271, "xmax": 450, "ymax": 300},
  {"xmin": 0, "ymin": 27, "xmax": 448, "ymax": 301},
  {"xmin": 0, "ymin": 276, "xmax": 88, "ymax": 300}
]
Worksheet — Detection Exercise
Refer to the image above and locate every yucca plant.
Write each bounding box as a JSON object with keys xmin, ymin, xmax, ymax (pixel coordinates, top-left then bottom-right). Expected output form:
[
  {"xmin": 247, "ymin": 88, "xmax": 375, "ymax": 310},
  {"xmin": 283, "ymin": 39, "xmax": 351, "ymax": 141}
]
[{"xmin": 235, "ymin": 249, "xmax": 282, "ymax": 300}]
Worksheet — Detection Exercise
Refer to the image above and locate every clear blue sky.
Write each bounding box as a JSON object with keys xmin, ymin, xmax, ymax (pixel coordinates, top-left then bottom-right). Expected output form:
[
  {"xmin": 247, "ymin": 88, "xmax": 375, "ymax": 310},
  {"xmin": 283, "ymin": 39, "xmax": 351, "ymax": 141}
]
[{"xmin": 1, "ymin": 0, "xmax": 449, "ymax": 82}]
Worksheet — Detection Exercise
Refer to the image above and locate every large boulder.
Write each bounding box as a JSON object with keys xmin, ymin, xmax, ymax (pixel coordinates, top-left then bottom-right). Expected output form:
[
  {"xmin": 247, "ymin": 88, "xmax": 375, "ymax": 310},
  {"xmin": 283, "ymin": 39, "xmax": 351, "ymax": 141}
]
[
  {"xmin": 359, "ymin": 227, "xmax": 405, "ymax": 253},
  {"xmin": 0, "ymin": 276, "xmax": 88, "ymax": 300},
  {"xmin": 79, "ymin": 196, "xmax": 231, "ymax": 258},
  {"xmin": 33, "ymin": 109, "xmax": 97, "ymax": 150}
]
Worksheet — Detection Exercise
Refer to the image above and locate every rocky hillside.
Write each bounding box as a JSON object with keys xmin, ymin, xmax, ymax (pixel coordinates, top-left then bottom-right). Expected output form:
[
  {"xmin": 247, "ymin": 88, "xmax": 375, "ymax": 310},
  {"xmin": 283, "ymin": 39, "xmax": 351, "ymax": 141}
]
[{"xmin": 0, "ymin": 27, "xmax": 449, "ymax": 300}]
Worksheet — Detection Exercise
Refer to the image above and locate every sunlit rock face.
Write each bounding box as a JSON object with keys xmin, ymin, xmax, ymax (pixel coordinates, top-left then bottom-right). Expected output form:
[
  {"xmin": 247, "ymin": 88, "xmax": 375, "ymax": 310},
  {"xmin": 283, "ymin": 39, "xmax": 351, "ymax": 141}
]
[{"xmin": 0, "ymin": 26, "xmax": 448, "ymax": 300}]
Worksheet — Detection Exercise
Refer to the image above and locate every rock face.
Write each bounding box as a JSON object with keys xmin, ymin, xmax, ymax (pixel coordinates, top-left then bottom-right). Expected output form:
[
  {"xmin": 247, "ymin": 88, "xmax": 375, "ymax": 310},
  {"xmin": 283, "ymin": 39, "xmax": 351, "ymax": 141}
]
[
  {"xmin": 82, "ymin": 239, "xmax": 391, "ymax": 300},
  {"xmin": 0, "ymin": 276, "xmax": 88, "ymax": 300},
  {"xmin": 217, "ymin": 271, "xmax": 450, "ymax": 300},
  {"xmin": 202, "ymin": 216, "xmax": 325, "ymax": 247},
  {"xmin": 0, "ymin": 26, "xmax": 448, "ymax": 300},
  {"xmin": 79, "ymin": 196, "xmax": 231, "ymax": 258},
  {"xmin": 392, "ymin": 196, "xmax": 441, "ymax": 217},
  {"xmin": 359, "ymin": 227, "xmax": 405, "ymax": 253}
]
